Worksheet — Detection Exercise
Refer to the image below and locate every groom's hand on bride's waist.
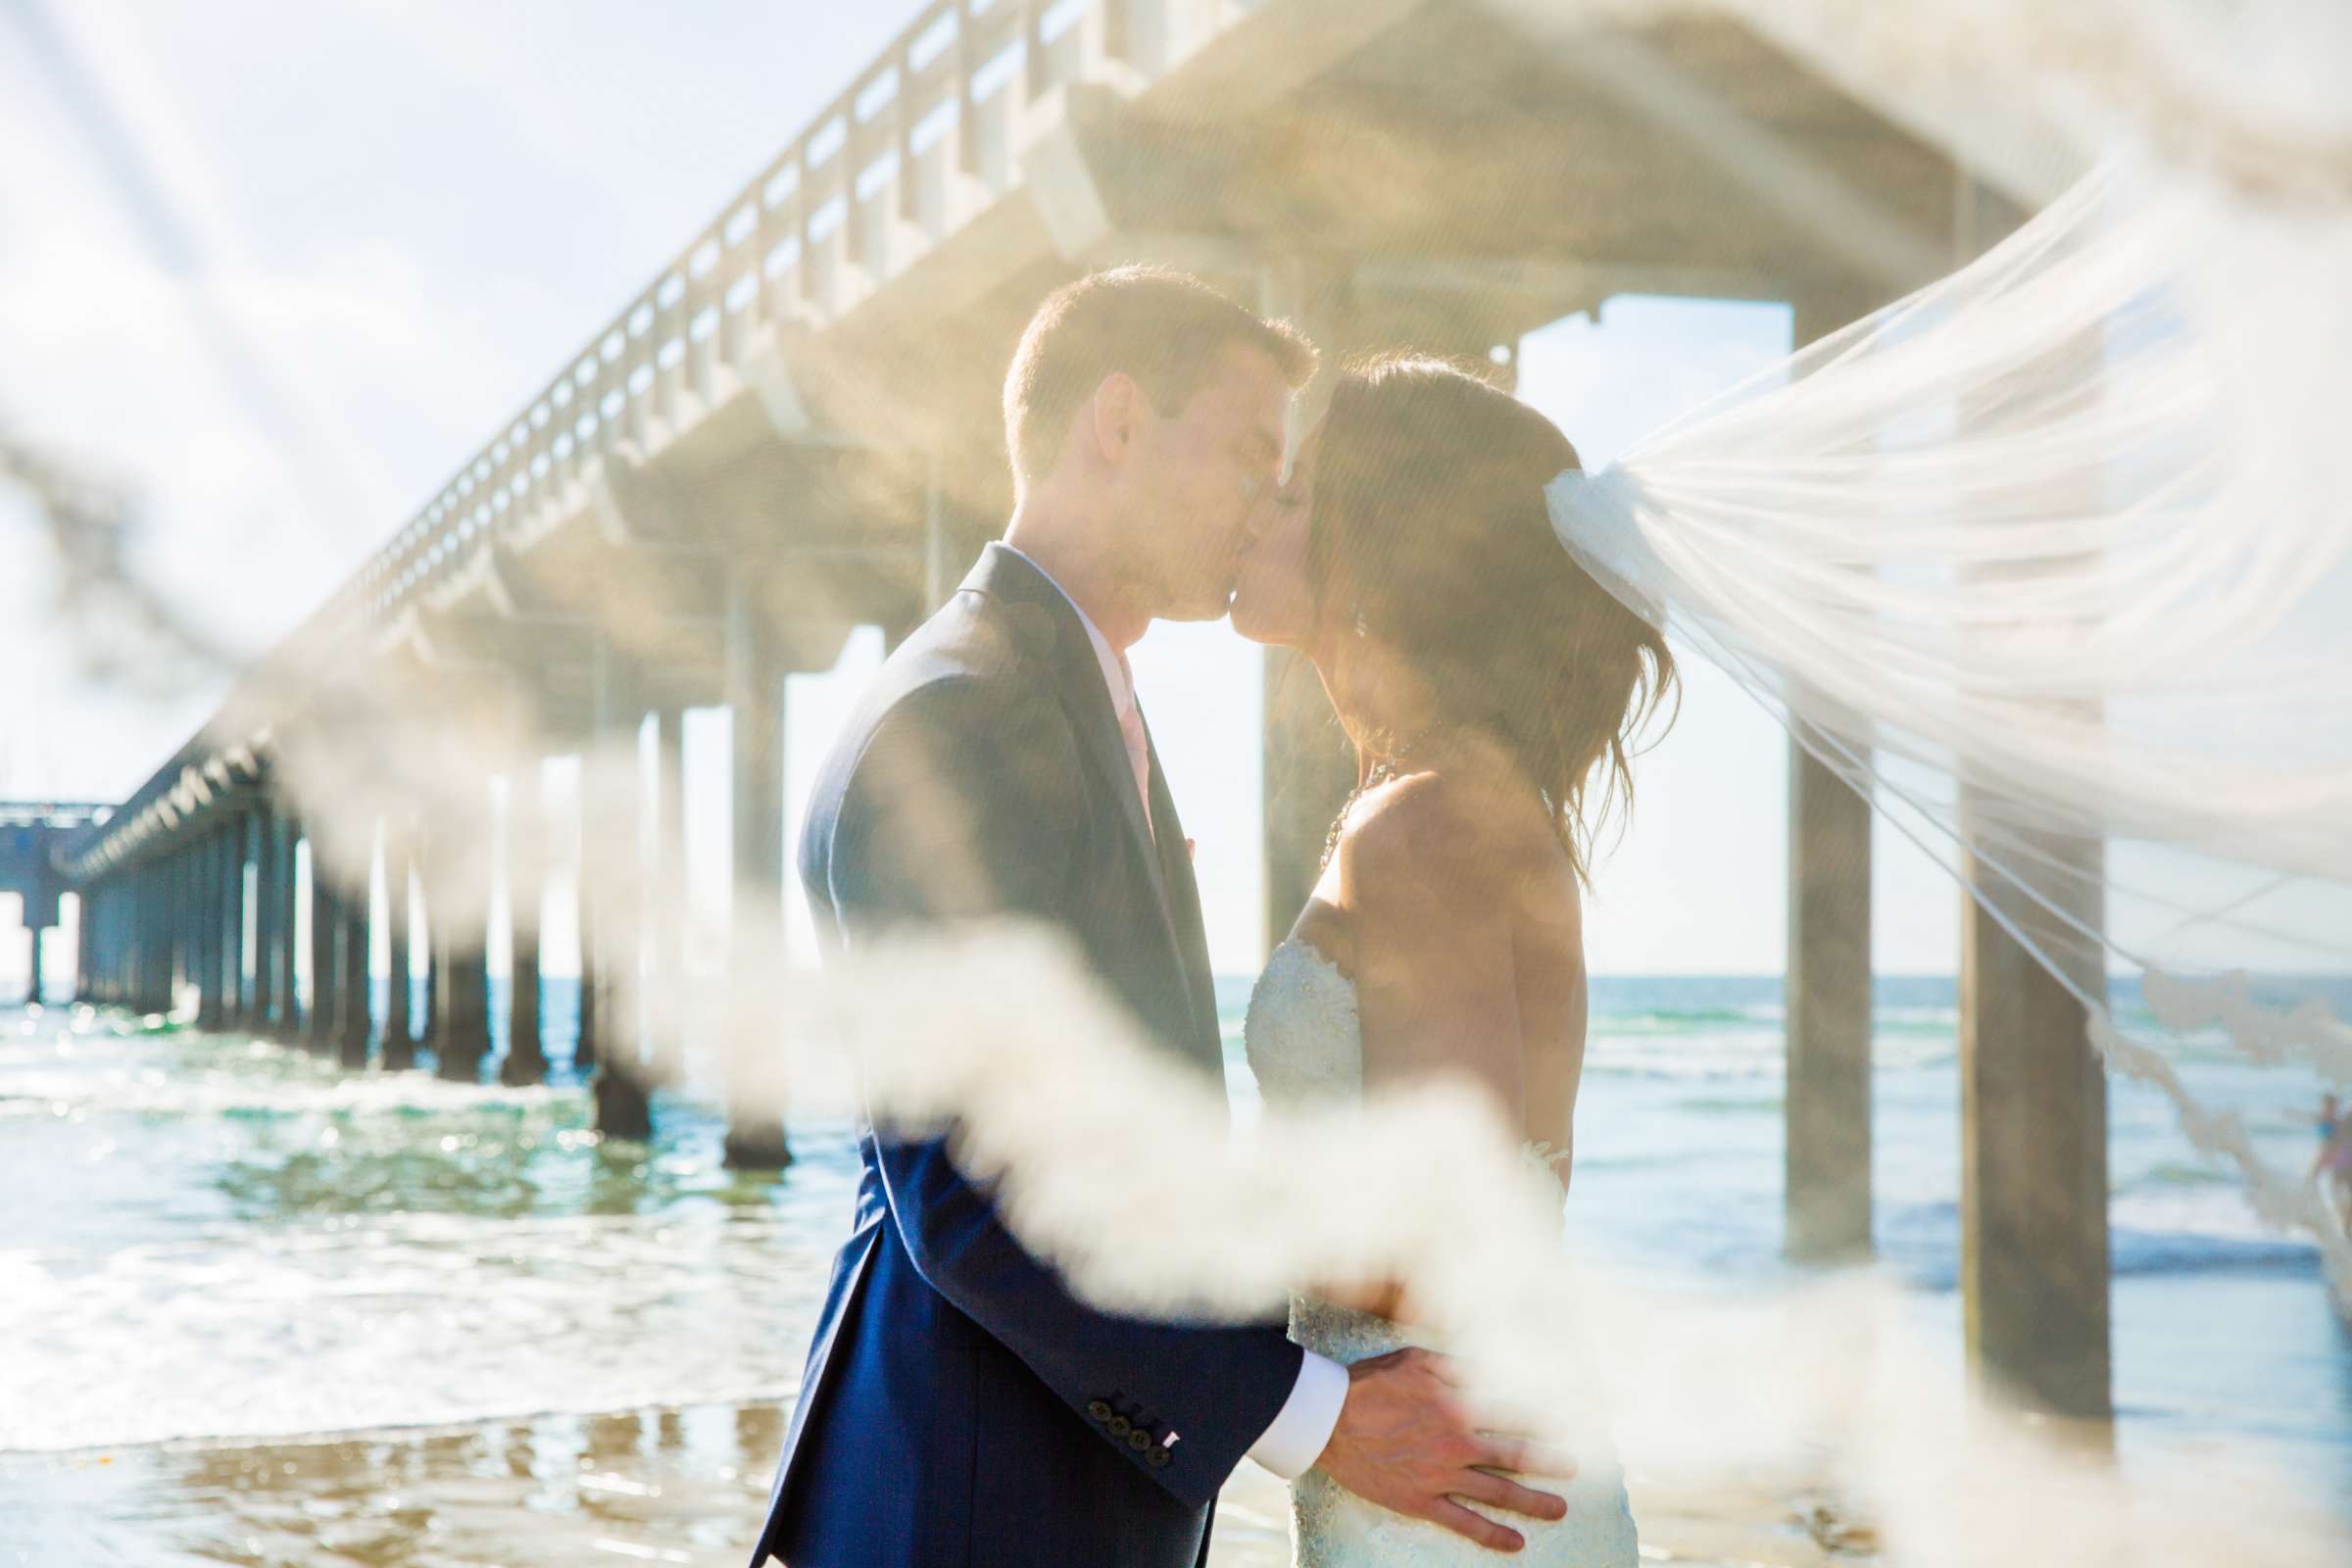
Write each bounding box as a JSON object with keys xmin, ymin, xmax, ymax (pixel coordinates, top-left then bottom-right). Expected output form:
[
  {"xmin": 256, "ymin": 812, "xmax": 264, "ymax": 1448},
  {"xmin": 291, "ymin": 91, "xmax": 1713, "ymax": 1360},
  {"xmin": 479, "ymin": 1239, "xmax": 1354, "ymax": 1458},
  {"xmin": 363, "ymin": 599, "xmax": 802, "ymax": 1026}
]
[{"xmin": 1313, "ymin": 1346, "xmax": 1574, "ymax": 1553}]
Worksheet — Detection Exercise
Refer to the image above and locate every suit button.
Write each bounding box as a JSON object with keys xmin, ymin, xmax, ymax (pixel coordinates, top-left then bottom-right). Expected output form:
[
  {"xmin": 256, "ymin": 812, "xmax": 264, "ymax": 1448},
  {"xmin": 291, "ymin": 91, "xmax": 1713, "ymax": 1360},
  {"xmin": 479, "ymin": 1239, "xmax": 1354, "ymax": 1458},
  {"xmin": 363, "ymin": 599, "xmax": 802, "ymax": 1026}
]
[
  {"xmin": 1106, "ymin": 1416, "xmax": 1131, "ymax": 1438},
  {"xmin": 1085, "ymin": 1400, "xmax": 1111, "ymax": 1422},
  {"xmin": 1147, "ymin": 1448, "xmax": 1171, "ymax": 1469},
  {"xmin": 1126, "ymin": 1430, "xmax": 1151, "ymax": 1451}
]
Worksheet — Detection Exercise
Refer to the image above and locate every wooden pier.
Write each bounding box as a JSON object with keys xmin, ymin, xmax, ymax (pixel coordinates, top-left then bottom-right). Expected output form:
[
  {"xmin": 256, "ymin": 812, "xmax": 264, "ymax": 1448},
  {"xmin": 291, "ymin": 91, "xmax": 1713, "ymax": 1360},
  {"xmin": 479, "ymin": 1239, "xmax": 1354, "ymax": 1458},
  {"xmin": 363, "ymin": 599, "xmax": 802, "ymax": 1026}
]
[{"xmin": 29, "ymin": 0, "xmax": 2108, "ymax": 1428}]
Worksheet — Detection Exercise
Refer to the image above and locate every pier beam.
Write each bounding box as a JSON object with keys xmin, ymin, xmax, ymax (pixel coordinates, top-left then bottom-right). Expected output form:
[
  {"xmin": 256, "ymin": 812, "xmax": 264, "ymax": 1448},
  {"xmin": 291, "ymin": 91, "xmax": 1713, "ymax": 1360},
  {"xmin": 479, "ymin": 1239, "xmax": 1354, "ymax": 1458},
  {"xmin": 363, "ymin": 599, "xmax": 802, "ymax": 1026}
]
[
  {"xmin": 500, "ymin": 769, "xmax": 548, "ymax": 1086},
  {"xmin": 383, "ymin": 829, "xmax": 416, "ymax": 1071},
  {"xmin": 24, "ymin": 923, "xmax": 44, "ymax": 1005},
  {"xmin": 722, "ymin": 583, "xmax": 793, "ymax": 1169}
]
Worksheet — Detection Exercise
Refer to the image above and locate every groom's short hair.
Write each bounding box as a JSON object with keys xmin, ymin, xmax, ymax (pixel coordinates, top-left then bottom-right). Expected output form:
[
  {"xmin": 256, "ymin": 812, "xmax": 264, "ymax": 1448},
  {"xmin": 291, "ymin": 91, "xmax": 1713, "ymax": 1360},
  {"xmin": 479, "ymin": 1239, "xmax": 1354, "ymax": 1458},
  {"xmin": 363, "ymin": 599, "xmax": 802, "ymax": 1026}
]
[{"xmin": 1003, "ymin": 266, "xmax": 1315, "ymax": 489}]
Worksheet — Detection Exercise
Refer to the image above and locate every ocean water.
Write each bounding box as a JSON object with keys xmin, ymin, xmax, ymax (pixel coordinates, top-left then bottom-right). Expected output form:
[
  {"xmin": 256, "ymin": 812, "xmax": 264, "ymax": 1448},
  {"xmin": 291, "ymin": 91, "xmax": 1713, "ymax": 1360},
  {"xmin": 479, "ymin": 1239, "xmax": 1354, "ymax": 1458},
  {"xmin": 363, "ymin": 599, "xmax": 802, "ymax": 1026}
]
[{"xmin": 2, "ymin": 974, "xmax": 2346, "ymax": 1513}]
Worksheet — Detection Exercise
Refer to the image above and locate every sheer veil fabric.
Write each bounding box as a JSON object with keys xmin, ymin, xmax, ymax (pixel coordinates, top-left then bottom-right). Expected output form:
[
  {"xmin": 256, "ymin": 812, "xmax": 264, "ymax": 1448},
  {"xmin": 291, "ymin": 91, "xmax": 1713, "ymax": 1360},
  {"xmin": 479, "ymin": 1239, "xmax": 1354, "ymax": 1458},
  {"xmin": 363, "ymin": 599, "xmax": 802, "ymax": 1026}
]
[{"xmin": 1545, "ymin": 1, "xmax": 2352, "ymax": 1290}]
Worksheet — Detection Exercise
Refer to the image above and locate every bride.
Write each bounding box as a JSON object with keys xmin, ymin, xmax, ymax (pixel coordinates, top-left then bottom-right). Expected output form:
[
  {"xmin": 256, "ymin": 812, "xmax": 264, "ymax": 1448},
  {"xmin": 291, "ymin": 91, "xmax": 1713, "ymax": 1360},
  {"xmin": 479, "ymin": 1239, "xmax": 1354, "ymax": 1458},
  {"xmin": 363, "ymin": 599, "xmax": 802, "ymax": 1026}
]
[{"xmin": 1231, "ymin": 354, "xmax": 1677, "ymax": 1565}]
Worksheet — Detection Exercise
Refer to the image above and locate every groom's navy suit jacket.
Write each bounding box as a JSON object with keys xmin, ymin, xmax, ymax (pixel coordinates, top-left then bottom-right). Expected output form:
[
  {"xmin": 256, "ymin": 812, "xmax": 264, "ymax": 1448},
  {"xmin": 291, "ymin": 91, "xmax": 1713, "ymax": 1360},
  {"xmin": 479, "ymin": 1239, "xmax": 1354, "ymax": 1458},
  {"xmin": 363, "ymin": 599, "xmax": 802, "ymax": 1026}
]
[{"xmin": 753, "ymin": 545, "xmax": 1303, "ymax": 1568}]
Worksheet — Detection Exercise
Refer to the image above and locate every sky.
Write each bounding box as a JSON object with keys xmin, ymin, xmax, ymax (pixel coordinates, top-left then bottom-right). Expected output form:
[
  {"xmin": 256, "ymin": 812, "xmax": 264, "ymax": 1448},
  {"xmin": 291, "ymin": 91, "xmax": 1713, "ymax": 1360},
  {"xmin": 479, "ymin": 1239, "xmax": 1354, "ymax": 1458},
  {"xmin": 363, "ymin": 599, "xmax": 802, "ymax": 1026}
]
[{"xmin": 0, "ymin": 0, "xmax": 1969, "ymax": 979}]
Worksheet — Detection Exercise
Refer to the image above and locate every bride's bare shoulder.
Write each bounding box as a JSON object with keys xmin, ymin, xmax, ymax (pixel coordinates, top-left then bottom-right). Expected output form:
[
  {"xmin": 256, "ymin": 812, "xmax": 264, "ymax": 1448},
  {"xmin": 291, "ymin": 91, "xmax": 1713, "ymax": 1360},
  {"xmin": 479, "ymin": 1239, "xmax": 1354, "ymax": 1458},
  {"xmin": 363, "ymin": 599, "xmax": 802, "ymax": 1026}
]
[{"xmin": 1336, "ymin": 767, "xmax": 1566, "ymax": 915}]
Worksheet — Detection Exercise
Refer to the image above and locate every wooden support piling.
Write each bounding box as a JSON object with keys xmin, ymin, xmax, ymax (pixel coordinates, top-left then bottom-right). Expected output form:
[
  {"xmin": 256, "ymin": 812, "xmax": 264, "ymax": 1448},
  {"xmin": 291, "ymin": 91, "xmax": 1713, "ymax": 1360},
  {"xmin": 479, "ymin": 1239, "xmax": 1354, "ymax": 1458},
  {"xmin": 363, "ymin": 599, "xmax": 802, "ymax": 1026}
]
[
  {"xmin": 646, "ymin": 707, "xmax": 687, "ymax": 1092},
  {"xmin": 153, "ymin": 858, "xmax": 172, "ymax": 1012},
  {"xmin": 721, "ymin": 582, "xmax": 792, "ymax": 1170},
  {"xmin": 1785, "ymin": 732, "xmax": 1875, "ymax": 1263},
  {"xmin": 270, "ymin": 810, "xmax": 301, "ymax": 1039},
  {"xmin": 1782, "ymin": 297, "xmax": 1878, "ymax": 1266},
  {"xmin": 1951, "ymin": 176, "xmax": 2113, "ymax": 1431},
  {"xmin": 250, "ymin": 808, "xmax": 280, "ymax": 1032},
  {"xmin": 337, "ymin": 882, "xmax": 371, "ymax": 1069},
  {"xmin": 1959, "ymin": 838, "xmax": 2112, "ymax": 1427},
  {"xmin": 382, "ymin": 830, "xmax": 417, "ymax": 1071},
  {"xmin": 222, "ymin": 820, "xmax": 250, "ymax": 1027},
  {"xmin": 585, "ymin": 642, "xmax": 653, "ymax": 1140},
  {"xmin": 429, "ymin": 813, "xmax": 493, "ymax": 1084},
  {"xmin": 303, "ymin": 838, "xmax": 333, "ymax": 1051},
  {"xmin": 191, "ymin": 835, "xmax": 220, "ymax": 1027},
  {"xmin": 73, "ymin": 881, "xmax": 93, "ymax": 1004},
  {"xmin": 500, "ymin": 771, "xmax": 549, "ymax": 1087}
]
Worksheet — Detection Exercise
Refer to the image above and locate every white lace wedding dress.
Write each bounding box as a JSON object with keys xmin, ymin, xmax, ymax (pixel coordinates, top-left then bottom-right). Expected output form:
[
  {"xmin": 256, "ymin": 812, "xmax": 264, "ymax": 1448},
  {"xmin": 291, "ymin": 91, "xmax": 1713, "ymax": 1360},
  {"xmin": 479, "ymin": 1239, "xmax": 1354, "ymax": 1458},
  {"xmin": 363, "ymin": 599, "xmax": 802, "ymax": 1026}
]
[{"xmin": 1244, "ymin": 938, "xmax": 1639, "ymax": 1567}]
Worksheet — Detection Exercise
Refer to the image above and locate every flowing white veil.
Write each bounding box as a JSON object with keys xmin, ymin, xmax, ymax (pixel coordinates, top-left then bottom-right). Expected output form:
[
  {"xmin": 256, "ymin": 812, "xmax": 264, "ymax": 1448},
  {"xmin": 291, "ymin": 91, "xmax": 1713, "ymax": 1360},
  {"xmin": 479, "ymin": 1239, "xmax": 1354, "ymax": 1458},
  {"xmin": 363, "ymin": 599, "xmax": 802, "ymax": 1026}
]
[{"xmin": 1545, "ymin": 2, "xmax": 2352, "ymax": 1288}]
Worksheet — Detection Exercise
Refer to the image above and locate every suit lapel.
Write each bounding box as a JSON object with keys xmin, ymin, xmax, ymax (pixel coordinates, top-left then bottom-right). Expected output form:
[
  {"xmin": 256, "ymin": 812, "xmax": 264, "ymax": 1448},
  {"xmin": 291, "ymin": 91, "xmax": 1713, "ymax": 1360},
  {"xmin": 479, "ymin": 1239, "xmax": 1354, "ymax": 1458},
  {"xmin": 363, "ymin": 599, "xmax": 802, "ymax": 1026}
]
[
  {"xmin": 1144, "ymin": 718, "xmax": 1221, "ymax": 1065},
  {"xmin": 959, "ymin": 545, "xmax": 1188, "ymax": 984}
]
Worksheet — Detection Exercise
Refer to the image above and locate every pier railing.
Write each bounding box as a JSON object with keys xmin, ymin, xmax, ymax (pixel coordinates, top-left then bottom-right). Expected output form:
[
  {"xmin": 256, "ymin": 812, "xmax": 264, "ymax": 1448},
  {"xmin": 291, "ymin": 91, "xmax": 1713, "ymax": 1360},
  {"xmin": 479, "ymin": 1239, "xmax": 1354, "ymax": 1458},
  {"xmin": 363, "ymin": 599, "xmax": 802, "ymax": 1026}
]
[{"xmin": 343, "ymin": 0, "xmax": 1261, "ymax": 641}]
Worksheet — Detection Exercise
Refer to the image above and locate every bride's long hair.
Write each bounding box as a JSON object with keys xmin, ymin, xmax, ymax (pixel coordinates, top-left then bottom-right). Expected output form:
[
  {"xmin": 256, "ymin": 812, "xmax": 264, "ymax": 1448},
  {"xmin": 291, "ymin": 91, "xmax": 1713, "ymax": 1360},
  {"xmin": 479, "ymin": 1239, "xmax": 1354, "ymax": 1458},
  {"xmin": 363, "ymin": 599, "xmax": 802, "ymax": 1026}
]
[{"xmin": 1310, "ymin": 355, "xmax": 1678, "ymax": 883}]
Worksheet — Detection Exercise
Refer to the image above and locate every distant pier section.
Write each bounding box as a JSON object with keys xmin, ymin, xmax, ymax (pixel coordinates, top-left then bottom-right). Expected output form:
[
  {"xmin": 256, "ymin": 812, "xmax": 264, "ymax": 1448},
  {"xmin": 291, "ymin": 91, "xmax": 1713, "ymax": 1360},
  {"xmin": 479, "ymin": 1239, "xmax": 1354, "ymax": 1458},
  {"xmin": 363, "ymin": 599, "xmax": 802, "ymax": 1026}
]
[{"xmin": 1, "ymin": 800, "xmax": 109, "ymax": 1004}]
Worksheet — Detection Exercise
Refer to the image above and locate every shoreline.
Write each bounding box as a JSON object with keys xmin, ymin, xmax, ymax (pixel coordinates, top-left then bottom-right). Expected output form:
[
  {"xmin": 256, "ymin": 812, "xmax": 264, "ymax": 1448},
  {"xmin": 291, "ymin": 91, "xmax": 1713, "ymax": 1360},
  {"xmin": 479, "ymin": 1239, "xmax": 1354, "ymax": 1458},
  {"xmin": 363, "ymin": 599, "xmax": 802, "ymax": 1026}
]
[{"xmin": 0, "ymin": 1396, "xmax": 1860, "ymax": 1568}]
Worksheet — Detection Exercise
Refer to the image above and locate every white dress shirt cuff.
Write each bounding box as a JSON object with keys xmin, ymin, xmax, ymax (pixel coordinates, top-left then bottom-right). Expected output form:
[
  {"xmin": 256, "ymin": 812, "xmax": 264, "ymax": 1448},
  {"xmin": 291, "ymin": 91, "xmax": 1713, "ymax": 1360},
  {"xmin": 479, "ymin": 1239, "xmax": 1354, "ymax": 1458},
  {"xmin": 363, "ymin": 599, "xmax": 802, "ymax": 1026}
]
[{"xmin": 1247, "ymin": 1350, "xmax": 1348, "ymax": 1480}]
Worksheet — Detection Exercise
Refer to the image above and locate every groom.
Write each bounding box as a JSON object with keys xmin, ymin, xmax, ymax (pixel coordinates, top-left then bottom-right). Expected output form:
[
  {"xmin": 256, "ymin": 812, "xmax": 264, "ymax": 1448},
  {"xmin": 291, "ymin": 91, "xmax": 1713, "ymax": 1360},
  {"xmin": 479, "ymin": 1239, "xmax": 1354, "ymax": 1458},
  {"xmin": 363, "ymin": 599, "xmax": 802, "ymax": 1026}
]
[{"xmin": 754, "ymin": 268, "xmax": 1563, "ymax": 1567}]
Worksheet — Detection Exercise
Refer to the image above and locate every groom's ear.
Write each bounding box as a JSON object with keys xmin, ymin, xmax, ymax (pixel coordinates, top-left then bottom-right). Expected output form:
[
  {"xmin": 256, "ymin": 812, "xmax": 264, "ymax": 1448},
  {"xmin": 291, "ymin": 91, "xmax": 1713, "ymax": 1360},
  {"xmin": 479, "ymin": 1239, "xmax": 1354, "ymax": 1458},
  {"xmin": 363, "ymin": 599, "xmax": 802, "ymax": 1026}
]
[{"xmin": 1089, "ymin": 371, "xmax": 1148, "ymax": 468}]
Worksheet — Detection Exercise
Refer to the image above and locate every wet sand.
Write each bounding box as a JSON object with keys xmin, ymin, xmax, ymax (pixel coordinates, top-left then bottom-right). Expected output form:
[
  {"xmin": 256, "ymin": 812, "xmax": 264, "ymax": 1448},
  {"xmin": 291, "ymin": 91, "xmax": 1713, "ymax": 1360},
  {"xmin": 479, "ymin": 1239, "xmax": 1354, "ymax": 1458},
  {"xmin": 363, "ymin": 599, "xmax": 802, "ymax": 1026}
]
[{"xmin": 0, "ymin": 1396, "xmax": 1857, "ymax": 1568}]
